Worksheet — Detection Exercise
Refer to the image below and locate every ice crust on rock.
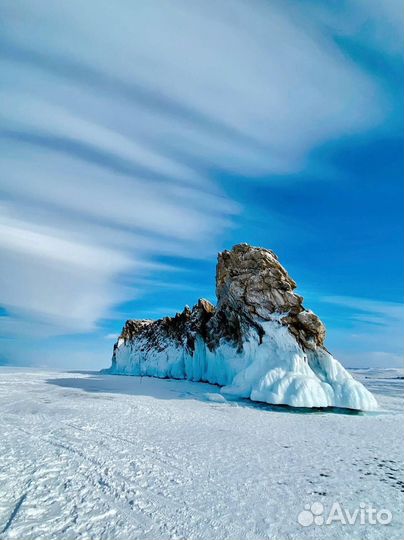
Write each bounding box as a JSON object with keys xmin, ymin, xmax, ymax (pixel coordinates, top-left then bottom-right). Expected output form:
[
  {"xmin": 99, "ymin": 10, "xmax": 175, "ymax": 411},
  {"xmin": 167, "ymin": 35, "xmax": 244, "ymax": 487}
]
[{"xmin": 104, "ymin": 244, "xmax": 377, "ymax": 411}]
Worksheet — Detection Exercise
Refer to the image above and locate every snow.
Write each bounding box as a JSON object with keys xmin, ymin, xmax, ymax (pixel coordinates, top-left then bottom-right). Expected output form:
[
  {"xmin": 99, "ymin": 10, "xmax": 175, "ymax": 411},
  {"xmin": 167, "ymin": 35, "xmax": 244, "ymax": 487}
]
[
  {"xmin": 0, "ymin": 366, "xmax": 402, "ymax": 540},
  {"xmin": 109, "ymin": 321, "xmax": 378, "ymax": 411}
]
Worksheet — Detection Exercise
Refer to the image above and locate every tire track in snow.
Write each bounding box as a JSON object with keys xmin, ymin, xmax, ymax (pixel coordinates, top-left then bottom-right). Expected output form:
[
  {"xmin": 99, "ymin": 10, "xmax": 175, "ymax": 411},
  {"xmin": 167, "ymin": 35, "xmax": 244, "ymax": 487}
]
[
  {"xmin": 49, "ymin": 423, "xmax": 192, "ymax": 538},
  {"xmin": 14, "ymin": 425, "xmax": 186, "ymax": 539},
  {"xmin": 63, "ymin": 421, "xmax": 185, "ymax": 474}
]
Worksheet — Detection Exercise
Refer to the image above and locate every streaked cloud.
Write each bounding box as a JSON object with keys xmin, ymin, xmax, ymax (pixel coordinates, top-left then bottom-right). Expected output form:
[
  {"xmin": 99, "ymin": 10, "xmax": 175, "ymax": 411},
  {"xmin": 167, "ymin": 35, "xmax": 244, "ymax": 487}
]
[
  {"xmin": 320, "ymin": 296, "xmax": 403, "ymax": 368},
  {"xmin": 0, "ymin": 0, "xmax": 401, "ymax": 364}
]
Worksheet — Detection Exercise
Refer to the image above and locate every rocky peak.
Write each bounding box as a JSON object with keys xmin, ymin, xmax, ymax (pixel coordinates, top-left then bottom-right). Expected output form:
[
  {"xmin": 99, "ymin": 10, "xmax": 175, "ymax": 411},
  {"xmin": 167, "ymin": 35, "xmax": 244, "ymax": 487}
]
[
  {"xmin": 215, "ymin": 243, "xmax": 325, "ymax": 350},
  {"xmin": 216, "ymin": 243, "xmax": 298, "ymax": 315},
  {"xmin": 107, "ymin": 243, "xmax": 378, "ymax": 411},
  {"xmin": 114, "ymin": 243, "xmax": 326, "ymax": 360},
  {"xmin": 120, "ymin": 319, "xmax": 153, "ymax": 342}
]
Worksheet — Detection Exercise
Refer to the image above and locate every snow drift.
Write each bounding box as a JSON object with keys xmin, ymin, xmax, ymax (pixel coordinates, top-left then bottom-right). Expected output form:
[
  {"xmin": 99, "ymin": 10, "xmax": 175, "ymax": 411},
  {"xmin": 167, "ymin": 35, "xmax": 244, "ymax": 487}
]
[{"xmin": 104, "ymin": 244, "xmax": 377, "ymax": 411}]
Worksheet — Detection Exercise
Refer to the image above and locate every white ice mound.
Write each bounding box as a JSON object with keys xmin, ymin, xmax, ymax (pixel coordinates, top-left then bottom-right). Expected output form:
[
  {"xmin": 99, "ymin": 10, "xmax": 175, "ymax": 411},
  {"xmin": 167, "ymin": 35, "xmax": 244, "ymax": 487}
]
[
  {"xmin": 105, "ymin": 244, "xmax": 378, "ymax": 411},
  {"xmin": 221, "ymin": 323, "xmax": 377, "ymax": 410}
]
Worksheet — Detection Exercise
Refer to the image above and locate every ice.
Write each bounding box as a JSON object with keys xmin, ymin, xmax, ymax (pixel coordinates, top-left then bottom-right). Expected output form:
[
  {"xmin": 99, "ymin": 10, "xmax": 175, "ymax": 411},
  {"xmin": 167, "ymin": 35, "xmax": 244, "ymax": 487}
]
[
  {"xmin": 0, "ymin": 367, "xmax": 401, "ymax": 540},
  {"xmin": 110, "ymin": 321, "xmax": 378, "ymax": 411}
]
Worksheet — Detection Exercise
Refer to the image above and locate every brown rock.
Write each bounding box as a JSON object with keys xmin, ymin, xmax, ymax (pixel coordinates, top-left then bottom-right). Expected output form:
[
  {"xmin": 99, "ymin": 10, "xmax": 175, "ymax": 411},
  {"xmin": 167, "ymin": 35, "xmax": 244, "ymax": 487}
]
[{"xmin": 112, "ymin": 243, "xmax": 327, "ymax": 365}]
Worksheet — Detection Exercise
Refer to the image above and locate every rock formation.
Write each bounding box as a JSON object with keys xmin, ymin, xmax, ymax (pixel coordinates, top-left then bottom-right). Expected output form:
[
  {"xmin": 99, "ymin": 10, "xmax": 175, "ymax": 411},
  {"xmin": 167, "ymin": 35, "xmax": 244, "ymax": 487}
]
[{"xmin": 105, "ymin": 244, "xmax": 377, "ymax": 410}]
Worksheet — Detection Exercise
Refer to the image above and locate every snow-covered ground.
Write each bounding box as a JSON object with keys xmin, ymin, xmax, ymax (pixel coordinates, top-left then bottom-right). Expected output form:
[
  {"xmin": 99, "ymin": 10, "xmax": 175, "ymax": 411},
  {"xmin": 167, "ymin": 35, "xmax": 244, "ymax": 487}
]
[{"xmin": 0, "ymin": 367, "xmax": 402, "ymax": 540}]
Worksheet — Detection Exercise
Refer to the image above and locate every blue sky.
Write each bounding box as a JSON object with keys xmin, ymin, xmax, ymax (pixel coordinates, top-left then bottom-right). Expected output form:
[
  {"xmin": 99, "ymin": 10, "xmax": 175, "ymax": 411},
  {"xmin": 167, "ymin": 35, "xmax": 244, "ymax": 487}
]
[{"xmin": 0, "ymin": 0, "xmax": 402, "ymax": 369}]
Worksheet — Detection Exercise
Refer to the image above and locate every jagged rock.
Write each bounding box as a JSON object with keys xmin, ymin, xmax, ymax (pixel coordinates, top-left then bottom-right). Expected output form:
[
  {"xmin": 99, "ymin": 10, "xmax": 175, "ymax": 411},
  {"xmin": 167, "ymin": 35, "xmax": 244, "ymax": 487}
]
[
  {"xmin": 213, "ymin": 243, "xmax": 325, "ymax": 350},
  {"xmin": 105, "ymin": 244, "xmax": 377, "ymax": 411},
  {"xmin": 113, "ymin": 299, "xmax": 215, "ymax": 362}
]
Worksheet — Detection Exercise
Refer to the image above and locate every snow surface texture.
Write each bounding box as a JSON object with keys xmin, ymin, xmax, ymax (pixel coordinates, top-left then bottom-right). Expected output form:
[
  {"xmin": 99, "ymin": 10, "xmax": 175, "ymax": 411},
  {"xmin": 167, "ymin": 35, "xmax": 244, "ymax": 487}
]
[
  {"xmin": 106, "ymin": 244, "xmax": 378, "ymax": 411},
  {"xmin": 110, "ymin": 321, "xmax": 377, "ymax": 411},
  {"xmin": 0, "ymin": 367, "xmax": 402, "ymax": 540}
]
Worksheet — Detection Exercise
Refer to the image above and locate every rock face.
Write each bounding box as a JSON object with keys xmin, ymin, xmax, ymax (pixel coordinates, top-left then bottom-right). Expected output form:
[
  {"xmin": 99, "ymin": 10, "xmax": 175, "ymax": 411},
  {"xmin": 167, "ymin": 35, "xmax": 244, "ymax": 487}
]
[
  {"xmin": 105, "ymin": 244, "xmax": 377, "ymax": 411},
  {"xmin": 214, "ymin": 244, "xmax": 326, "ymax": 350}
]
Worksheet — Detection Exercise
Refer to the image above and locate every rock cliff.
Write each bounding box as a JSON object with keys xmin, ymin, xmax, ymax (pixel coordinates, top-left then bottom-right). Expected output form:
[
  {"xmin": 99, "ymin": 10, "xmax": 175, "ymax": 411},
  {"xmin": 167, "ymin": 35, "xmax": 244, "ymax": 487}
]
[{"xmin": 105, "ymin": 244, "xmax": 377, "ymax": 410}]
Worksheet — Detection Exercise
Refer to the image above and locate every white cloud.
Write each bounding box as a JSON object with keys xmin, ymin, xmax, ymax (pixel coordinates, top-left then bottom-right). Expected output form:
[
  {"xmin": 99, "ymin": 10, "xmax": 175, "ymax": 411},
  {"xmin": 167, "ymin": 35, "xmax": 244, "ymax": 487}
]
[
  {"xmin": 300, "ymin": 0, "xmax": 403, "ymax": 55},
  {"xmin": 321, "ymin": 295, "xmax": 403, "ymax": 321},
  {"xmin": 320, "ymin": 296, "xmax": 403, "ymax": 368},
  {"xmin": 1, "ymin": 0, "xmax": 389, "ymax": 174},
  {"xmin": 0, "ymin": 0, "xmax": 400, "ymax": 357},
  {"xmin": 104, "ymin": 333, "xmax": 119, "ymax": 341},
  {"xmin": 0, "ymin": 92, "xmax": 206, "ymax": 186}
]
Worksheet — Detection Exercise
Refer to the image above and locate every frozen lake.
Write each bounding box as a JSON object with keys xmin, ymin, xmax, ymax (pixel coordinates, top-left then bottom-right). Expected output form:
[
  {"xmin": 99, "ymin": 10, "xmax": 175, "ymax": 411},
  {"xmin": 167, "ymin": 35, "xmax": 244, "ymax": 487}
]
[{"xmin": 0, "ymin": 367, "xmax": 402, "ymax": 540}]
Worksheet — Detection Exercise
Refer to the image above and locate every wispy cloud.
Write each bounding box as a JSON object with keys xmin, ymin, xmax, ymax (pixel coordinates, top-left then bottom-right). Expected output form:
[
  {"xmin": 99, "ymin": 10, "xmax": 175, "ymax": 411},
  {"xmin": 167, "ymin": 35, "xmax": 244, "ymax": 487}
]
[
  {"xmin": 104, "ymin": 333, "xmax": 119, "ymax": 341},
  {"xmin": 322, "ymin": 296, "xmax": 403, "ymax": 322},
  {"xmin": 0, "ymin": 0, "xmax": 400, "ymax": 360},
  {"xmin": 320, "ymin": 296, "xmax": 403, "ymax": 368}
]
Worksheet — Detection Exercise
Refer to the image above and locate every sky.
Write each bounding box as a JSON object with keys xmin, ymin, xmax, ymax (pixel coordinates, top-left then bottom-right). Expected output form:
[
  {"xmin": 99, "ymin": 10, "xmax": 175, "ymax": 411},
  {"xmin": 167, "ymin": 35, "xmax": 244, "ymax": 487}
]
[{"xmin": 0, "ymin": 0, "xmax": 403, "ymax": 370}]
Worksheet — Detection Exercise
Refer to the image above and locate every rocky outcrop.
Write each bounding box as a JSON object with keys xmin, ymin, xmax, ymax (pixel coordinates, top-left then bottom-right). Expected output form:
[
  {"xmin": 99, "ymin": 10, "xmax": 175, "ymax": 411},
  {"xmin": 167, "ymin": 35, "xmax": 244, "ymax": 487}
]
[
  {"xmin": 112, "ymin": 299, "xmax": 215, "ymax": 363},
  {"xmin": 106, "ymin": 243, "xmax": 377, "ymax": 411},
  {"xmin": 214, "ymin": 243, "xmax": 325, "ymax": 350}
]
